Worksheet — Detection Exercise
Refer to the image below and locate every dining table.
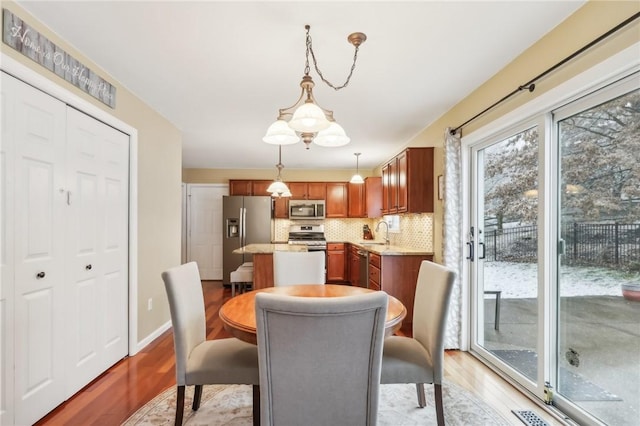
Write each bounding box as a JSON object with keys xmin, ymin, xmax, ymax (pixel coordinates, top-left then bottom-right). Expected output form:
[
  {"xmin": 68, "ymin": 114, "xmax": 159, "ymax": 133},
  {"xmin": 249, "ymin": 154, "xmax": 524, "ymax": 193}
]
[{"xmin": 219, "ymin": 284, "xmax": 407, "ymax": 345}]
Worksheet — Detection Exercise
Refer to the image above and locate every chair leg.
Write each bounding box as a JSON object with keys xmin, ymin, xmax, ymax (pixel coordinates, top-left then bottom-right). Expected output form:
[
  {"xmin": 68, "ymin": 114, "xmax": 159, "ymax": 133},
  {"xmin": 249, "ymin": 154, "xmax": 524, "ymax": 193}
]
[
  {"xmin": 192, "ymin": 384, "xmax": 203, "ymax": 410},
  {"xmin": 175, "ymin": 385, "xmax": 185, "ymax": 426},
  {"xmin": 416, "ymin": 383, "xmax": 426, "ymax": 408},
  {"xmin": 252, "ymin": 385, "xmax": 260, "ymax": 426},
  {"xmin": 434, "ymin": 383, "xmax": 445, "ymax": 426}
]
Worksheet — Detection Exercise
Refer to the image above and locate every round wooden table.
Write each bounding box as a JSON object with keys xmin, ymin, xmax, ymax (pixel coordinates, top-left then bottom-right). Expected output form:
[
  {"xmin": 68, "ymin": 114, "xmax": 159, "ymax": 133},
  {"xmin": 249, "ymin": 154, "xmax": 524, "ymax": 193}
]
[{"xmin": 219, "ymin": 284, "xmax": 407, "ymax": 345}]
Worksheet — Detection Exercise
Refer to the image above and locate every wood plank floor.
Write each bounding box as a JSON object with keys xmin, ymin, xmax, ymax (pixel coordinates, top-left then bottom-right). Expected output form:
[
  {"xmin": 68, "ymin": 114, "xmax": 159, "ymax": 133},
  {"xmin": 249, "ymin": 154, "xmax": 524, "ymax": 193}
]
[{"xmin": 35, "ymin": 281, "xmax": 563, "ymax": 426}]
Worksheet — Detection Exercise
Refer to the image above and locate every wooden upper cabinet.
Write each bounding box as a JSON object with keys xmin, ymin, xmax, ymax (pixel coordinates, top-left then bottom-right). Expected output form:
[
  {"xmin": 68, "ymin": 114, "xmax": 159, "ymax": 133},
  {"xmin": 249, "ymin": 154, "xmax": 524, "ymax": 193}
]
[
  {"xmin": 273, "ymin": 197, "xmax": 288, "ymax": 219},
  {"xmin": 229, "ymin": 180, "xmax": 253, "ymax": 196},
  {"xmin": 365, "ymin": 177, "xmax": 382, "ymax": 218},
  {"xmin": 381, "ymin": 148, "xmax": 434, "ymax": 214},
  {"xmin": 252, "ymin": 180, "xmax": 274, "ymax": 196},
  {"xmin": 288, "ymin": 182, "xmax": 326, "ymax": 200},
  {"xmin": 326, "ymin": 182, "xmax": 348, "ymax": 218},
  {"xmin": 348, "ymin": 182, "xmax": 366, "ymax": 218}
]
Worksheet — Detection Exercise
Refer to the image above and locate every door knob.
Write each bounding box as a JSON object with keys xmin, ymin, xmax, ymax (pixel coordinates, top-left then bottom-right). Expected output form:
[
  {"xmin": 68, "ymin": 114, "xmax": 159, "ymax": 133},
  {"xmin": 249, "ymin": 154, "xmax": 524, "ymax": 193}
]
[
  {"xmin": 86, "ymin": 264, "xmax": 92, "ymax": 270},
  {"xmin": 36, "ymin": 271, "xmax": 46, "ymax": 279}
]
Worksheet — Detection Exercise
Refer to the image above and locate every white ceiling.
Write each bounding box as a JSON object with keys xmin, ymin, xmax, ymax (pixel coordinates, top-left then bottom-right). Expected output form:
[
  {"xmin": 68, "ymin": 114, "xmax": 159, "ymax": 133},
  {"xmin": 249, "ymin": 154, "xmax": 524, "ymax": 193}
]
[{"xmin": 16, "ymin": 1, "xmax": 585, "ymax": 171}]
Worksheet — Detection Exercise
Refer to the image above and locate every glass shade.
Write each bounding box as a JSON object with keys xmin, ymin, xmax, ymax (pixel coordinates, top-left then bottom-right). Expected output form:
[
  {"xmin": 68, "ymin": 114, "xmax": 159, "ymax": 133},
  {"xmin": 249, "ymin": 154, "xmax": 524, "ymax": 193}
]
[
  {"xmin": 314, "ymin": 122, "xmax": 350, "ymax": 147},
  {"xmin": 350, "ymin": 174, "xmax": 364, "ymax": 184},
  {"xmin": 266, "ymin": 180, "xmax": 289, "ymax": 195},
  {"xmin": 289, "ymin": 103, "xmax": 331, "ymax": 133},
  {"xmin": 263, "ymin": 120, "xmax": 300, "ymax": 145}
]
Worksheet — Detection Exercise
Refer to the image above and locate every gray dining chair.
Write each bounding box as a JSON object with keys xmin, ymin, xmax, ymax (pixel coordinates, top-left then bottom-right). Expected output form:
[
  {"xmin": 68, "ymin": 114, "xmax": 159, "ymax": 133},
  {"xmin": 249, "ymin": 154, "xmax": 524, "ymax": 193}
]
[
  {"xmin": 255, "ymin": 291, "xmax": 388, "ymax": 426},
  {"xmin": 380, "ymin": 260, "xmax": 456, "ymax": 426},
  {"xmin": 273, "ymin": 250, "xmax": 326, "ymax": 286},
  {"xmin": 161, "ymin": 262, "xmax": 260, "ymax": 425}
]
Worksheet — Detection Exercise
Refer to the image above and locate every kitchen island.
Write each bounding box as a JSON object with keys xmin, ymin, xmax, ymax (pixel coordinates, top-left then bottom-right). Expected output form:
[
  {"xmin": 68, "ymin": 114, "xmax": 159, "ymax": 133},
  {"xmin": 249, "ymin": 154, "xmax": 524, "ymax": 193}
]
[{"xmin": 232, "ymin": 243, "xmax": 307, "ymax": 289}]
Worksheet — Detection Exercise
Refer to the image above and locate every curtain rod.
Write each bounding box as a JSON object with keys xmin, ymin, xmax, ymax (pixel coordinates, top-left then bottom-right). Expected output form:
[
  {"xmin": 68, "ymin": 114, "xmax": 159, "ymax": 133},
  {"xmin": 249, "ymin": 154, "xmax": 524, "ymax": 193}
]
[{"xmin": 450, "ymin": 11, "xmax": 640, "ymax": 136}]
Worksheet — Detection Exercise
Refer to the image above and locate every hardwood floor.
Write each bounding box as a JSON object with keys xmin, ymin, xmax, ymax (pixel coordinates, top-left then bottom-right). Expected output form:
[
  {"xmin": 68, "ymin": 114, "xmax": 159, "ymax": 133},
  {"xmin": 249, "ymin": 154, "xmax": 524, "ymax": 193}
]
[{"xmin": 36, "ymin": 280, "xmax": 563, "ymax": 426}]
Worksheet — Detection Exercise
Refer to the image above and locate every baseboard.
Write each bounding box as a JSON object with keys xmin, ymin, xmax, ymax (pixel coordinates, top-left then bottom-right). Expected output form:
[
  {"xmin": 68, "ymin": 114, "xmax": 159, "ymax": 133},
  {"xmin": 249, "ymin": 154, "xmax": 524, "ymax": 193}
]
[{"xmin": 133, "ymin": 320, "xmax": 172, "ymax": 354}]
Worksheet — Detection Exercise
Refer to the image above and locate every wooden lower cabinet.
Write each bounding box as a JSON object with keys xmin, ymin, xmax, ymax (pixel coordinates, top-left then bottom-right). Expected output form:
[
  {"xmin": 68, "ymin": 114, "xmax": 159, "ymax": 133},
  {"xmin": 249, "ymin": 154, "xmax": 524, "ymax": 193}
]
[
  {"xmin": 368, "ymin": 252, "xmax": 434, "ymax": 332},
  {"xmin": 326, "ymin": 243, "xmax": 347, "ymax": 283},
  {"xmin": 348, "ymin": 245, "xmax": 360, "ymax": 287}
]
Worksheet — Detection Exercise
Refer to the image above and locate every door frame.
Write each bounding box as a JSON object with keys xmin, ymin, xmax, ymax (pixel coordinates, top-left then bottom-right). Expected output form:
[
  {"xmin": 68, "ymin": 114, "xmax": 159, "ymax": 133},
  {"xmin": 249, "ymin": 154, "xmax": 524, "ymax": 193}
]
[{"xmin": 0, "ymin": 53, "xmax": 141, "ymax": 355}]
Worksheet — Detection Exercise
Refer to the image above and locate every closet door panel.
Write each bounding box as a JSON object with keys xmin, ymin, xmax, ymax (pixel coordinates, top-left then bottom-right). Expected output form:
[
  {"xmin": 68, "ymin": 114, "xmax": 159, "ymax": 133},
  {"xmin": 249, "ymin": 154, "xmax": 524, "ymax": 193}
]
[
  {"xmin": 0, "ymin": 72, "xmax": 16, "ymax": 425},
  {"xmin": 10, "ymin": 73, "xmax": 67, "ymax": 426},
  {"xmin": 65, "ymin": 108, "xmax": 128, "ymax": 396}
]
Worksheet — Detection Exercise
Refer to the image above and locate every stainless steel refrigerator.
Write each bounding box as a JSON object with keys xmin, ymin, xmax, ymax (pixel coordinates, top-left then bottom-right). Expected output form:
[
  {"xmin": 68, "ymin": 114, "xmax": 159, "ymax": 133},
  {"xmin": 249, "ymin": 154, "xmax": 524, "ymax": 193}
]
[{"xmin": 222, "ymin": 196, "xmax": 272, "ymax": 285}]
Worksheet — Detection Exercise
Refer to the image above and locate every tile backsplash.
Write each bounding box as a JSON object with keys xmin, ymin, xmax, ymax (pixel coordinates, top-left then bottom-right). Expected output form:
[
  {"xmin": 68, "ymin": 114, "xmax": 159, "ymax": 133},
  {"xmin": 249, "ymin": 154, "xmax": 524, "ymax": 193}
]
[{"xmin": 274, "ymin": 213, "xmax": 433, "ymax": 252}]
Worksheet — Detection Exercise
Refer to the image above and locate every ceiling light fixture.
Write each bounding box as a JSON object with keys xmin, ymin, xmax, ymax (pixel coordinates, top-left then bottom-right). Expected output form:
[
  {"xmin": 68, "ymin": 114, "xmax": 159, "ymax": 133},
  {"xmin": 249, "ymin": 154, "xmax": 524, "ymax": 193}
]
[
  {"xmin": 266, "ymin": 145, "xmax": 291, "ymax": 197},
  {"xmin": 350, "ymin": 152, "xmax": 364, "ymax": 184},
  {"xmin": 263, "ymin": 25, "xmax": 366, "ymax": 149}
]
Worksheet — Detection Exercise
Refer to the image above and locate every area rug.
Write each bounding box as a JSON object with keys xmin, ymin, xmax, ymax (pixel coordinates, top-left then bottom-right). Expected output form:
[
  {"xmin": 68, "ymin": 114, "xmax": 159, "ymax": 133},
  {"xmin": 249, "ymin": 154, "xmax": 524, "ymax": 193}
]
[
  {"xmin": 492, "ymin": 349, "xmax": 621, "ymax": 401},
  {"xmin": 123, "ymin": 381, "xmax": 510, "ymax": 425}
]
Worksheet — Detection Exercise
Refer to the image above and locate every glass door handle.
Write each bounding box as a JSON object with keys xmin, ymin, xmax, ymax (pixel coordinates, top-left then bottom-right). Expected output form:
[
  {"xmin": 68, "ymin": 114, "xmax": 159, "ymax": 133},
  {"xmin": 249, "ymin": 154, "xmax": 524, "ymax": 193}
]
[
  {"xmin": 478, "ymin": 242, "xmax": 486, "ymax": 260},
  {"xmin": 466, "ymin": 241, "xmax": 474, "ymax": 261}
]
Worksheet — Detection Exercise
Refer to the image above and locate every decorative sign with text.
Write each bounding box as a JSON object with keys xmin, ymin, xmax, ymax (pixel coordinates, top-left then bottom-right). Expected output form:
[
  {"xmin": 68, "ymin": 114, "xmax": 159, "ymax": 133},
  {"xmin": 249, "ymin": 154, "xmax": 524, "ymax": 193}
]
[{"xmin": 2, "ymin": 9, "xmax": 116, "ymax": 108}]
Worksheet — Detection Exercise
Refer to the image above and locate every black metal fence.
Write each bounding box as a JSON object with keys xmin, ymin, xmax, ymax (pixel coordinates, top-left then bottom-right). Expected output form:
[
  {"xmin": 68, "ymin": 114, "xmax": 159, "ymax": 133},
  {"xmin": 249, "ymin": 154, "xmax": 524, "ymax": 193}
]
[{"xmin": 483, "ymin": 222, "xmax": 640, "ymax": 269}]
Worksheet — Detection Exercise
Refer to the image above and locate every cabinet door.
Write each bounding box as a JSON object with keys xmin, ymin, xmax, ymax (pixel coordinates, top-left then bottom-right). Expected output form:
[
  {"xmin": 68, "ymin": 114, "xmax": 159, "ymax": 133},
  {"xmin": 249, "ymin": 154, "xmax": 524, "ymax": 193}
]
[
  {"xmin": 349, "ymin": 246, "xmax": 360, "ymax": 286},
  {"xmin": 326, "ymin": 182, "xmax": 348, "ymax": 218},
  {"xmin": 396, "ymin": 151, "xmax": 408, "ymax": 213},
  {"xmin": 365, "ymin": 177, "xmax": 382, "ymax": 218},
  {"xmin": 252, "ymin": 180, "xmax": 273, "ymax": 196},
  {"xmin": 273, "ymin": 197, "xmax": 288, "ymax": 218},
  {"xmin": 307, "ymin": 182, "xmax": 326, "ymax": 199},
  {"xmin": 381, "ymin": 163, "xmax": 391, "ymax": 214},
  {"xmin": 288, "ymin": 182, "xmax": 308, "ymax": 198},
  {"xmin": 229, "ymin": 180, "xmax": 252, "ymax": 196},
  {"xmin": 326, "ymin": 243, "xmax": 346, "ymax": 282},
  {"xmin": 388, "ymin": 158, "xmax": 399, "ymax": 213},
  {"xmin": 348, "ymin": 182, "xmax": 366, "ymax": 218}
]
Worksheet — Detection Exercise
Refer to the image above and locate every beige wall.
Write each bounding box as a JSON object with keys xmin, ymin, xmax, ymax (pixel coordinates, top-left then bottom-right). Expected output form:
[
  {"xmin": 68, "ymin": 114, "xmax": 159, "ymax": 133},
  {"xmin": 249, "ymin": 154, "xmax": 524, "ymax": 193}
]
[
  {"xmin": 1, "ymin": 2, "xmax": 183, "ymax": 344},
  {"xmin": 183, "ymin": 168, "xmax": 376, "ymax": 183}
]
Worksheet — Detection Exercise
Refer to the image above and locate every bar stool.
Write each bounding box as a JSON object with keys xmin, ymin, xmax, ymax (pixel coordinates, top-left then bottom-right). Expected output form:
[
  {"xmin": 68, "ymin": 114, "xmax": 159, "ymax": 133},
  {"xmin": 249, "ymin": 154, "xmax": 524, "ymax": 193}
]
[{"xmin": 230, "ymin": 262, "xmax": 253, "ymax": 297}]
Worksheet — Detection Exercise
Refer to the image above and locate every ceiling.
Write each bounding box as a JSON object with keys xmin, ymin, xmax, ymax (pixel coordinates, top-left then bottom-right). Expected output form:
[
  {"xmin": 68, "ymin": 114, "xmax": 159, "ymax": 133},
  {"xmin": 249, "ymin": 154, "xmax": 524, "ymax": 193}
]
[{"xmin": 16, "ymin": 1, "xmax": 585, "ymax": 171}]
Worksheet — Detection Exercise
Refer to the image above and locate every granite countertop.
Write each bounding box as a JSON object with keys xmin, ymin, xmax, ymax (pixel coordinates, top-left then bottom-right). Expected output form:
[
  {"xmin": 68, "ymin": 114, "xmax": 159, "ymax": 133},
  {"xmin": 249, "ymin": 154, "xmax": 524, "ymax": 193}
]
[
  {"xmin": 232, "ymin": 243, "xmax": 307, "ymax": 254},
  {"xmin": 349, "ymin": 241, "xmax": 434, "ymax": 256}
]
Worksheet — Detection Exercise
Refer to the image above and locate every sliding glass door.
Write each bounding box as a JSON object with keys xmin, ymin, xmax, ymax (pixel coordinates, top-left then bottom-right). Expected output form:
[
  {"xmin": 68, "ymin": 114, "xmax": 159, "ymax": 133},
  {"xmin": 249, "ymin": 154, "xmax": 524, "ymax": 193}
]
[{"xmin": 468, "ymin": 73, "xmax": 639, "ymax": 425}]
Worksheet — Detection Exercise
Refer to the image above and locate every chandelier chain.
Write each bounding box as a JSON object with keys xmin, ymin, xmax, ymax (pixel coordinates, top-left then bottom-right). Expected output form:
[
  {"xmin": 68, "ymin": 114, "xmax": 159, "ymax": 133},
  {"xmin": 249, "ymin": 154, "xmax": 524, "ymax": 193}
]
[{"xmin": 304, "ymin": 27, "xmax": 360, "ymax": 91}]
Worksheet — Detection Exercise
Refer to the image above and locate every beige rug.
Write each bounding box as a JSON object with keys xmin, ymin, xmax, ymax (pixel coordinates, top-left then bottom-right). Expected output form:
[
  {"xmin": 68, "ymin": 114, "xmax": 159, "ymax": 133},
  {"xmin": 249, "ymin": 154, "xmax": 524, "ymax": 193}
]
[{"xmin": 123, "ymin": 381, "xmax": 510, "ymax": 425}]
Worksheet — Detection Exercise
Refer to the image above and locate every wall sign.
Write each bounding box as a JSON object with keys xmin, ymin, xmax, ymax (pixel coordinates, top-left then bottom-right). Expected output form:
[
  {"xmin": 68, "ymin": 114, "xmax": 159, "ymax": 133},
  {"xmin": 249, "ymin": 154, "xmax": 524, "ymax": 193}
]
[{"xmin": 2, "ymin": 9, "xmax": 116, "ymax": 108}]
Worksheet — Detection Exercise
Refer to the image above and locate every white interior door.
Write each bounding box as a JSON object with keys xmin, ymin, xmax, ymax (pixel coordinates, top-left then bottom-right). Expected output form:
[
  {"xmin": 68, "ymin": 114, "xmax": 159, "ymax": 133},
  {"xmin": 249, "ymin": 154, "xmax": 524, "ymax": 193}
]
[
  {"xmin": 4, "ymin": 72, "xmax": 68, "ymax": 426},
  {"xmin": 0, "ymin": 71, "xmax": 16, "ymax": 426},
  {"xmin": 186, "ymin": 184, "xmax": 228, "ymax": 279},
  {"xmin": 65, "ymin": 107, "xmax": 129, "ymax": 397}
]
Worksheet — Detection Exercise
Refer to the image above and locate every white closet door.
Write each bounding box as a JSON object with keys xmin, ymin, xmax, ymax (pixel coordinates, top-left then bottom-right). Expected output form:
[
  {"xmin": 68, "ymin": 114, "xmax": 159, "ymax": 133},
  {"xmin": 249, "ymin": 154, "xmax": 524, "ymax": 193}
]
[
  {"xmin": 0, "ymin": 72, "xmax": 16, "ymax": 426},
  {"xmin": 6, "ymin": 72, "xmax": 68, "ymax": 426},
  {"xmin": 187, "ymin": 184, "xmax": 228, "ymax": 280},
  {"xmin": 65, "ymin": 108, "xmax": 129, "ymax": 396}
]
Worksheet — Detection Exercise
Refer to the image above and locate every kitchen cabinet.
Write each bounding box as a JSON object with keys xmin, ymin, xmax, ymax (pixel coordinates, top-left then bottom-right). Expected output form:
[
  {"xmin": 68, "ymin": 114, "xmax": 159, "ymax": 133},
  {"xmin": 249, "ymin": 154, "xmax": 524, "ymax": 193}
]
[
  {"xmin": 228, "ymin": 179, "xmax": 273, "ymax": 196},
  {"xmin": 326, "ymin": 243, "xmax": 347, "ymax": 283},
  {"xmin": 326, "ymin": 182, "xmax": 348, "ymax": 218},
  {"xmin": 348, "ymin": 244, "xmax": 360, "ymax": 287},
  {"xmin": 381, "ymin": 147, "xmax": 434, "ymax": 214},
  {"xmin": 289, "ymin": 182, "xmax": 326, "ymax": 200},
  {"xmin": 368, "ymin": 252, "xmax": 434, "ymax": 332},
  {"xmin": 349, "ymin": 177, "xmax": 382, "ymax": 218}
]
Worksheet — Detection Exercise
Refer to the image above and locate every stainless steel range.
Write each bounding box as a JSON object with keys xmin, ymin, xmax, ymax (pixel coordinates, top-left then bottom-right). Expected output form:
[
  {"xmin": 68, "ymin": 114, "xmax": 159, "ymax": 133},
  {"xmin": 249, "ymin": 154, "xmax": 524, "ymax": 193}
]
[{"xmin": 287, "ymin": 224, "xmax": 327, "ymax": 251}]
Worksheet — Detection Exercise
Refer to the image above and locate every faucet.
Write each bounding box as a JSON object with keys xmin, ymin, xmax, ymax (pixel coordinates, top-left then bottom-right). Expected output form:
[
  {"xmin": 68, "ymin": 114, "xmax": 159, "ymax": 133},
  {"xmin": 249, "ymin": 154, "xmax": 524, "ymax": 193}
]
[{"xmin": 375, "ymin": 221, "xmax": 390, "ymax": 245}]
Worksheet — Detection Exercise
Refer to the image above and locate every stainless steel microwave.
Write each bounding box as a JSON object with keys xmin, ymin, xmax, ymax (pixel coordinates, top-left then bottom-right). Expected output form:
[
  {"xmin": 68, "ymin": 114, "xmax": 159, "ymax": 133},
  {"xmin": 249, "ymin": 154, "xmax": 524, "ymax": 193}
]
[{"xmin": 289, "ymin": 200, "xmax": 325, "ymax": 220}]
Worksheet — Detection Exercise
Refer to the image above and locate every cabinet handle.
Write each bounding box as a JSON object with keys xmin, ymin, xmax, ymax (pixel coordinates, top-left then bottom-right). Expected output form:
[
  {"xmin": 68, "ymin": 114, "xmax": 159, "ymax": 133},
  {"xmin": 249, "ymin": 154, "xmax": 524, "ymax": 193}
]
[
  {"xmin": 36, "ymin": 271, "xmax": 46, "ymax": 279},
  {"xmin": 86, "ymin": 264, "xmax": 92, "ymax": 270}
]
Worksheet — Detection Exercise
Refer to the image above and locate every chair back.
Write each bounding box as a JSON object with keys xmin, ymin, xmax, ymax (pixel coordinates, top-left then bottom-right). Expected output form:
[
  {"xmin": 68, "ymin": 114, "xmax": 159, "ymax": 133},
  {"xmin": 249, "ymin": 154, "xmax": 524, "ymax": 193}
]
[
  {"xmin": 255, "ymin": 291, "xmax": 388, "ymax": 426},
  {"xmin": 413, "ymin": 260, "xmax": 456, "ymax": 383},
  {"xmin": 273, "ymin": 251, "xmax": 326, "ymax": 286},
  {"xmin": 161, "ymin": 262, "xmax": 206, "ymax": 385}
]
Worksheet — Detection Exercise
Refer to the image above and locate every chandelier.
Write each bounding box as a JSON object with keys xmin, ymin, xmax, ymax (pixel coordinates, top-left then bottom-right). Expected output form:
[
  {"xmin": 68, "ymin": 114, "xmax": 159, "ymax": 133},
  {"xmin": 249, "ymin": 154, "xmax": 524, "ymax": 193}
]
[
  {"xmin": 349, "ymin": 152, "xmax": 364, "ymax": 184},
  {"xmin": 263, "ymin": 25, "xmax": 366, "ymax": 149},
  {"xmin": 266, "ymin": 145, "xmax": 292, "ymax": 197}
]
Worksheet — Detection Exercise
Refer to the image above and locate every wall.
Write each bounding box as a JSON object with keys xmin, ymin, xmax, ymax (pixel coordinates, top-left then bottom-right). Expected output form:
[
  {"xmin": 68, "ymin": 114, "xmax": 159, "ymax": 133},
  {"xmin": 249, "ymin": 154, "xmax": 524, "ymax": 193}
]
[
  {"xmin": 183, "ymin": 168, "xmax": 374, "ymax": 183},
  {"xmin": 0, "ymin": 2, "xmax": 183, "ymax": 346}
]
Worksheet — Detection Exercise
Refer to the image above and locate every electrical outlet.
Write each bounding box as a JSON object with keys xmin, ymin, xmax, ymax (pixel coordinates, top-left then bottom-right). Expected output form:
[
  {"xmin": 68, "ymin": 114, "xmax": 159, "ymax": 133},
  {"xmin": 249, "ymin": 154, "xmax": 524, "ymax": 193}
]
[{"xmin": 147, "ymin": 298, "xmax": 153, "ymax": 311}]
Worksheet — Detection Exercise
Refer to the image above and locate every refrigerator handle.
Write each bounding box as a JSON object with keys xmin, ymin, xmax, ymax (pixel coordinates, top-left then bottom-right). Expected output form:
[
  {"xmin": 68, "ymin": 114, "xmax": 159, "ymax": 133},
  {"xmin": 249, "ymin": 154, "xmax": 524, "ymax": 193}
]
[{"xmin": 241, "ymin": 207, "xmax": 247, "ymax": 246}]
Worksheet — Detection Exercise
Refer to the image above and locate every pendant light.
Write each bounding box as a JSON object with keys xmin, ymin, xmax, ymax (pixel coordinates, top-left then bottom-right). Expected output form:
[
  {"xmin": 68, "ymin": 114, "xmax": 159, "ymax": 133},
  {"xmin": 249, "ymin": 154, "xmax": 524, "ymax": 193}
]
[
  {"xmin": 263, "ymin": 25, "xmax": 366, "ymax": 149},
  {"xmin": 350, "ymin": 152, "xmax": 364, "ymax": 184},
  {"xmin": 266, "ymin": 145, "xmax": 291, "ymax": 197}
]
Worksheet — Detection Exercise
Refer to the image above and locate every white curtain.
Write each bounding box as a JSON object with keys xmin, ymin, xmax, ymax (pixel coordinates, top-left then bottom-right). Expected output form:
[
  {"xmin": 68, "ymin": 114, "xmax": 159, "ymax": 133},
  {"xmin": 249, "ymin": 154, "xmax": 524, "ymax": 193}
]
[{"xmin": 443, "ymin": 127, "xmax": 463, "ymax": 349}]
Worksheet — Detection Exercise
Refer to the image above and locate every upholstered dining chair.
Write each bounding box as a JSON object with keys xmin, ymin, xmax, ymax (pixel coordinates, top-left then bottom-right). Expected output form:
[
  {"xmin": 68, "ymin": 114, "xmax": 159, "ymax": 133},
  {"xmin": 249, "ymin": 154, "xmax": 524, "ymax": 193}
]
[
  {"xmin": 255, "ymin": 291, "xmax": 388, "ymax": 426},
  {"xmin": 380, "ymin": 260, "xmax": 456, "ymax": 426},
  {"xmin": 272, "ymin": 250, "xmax": 326, "ymax": 286},
  {"xmin": 161, "ymin": 262, "xmax": 260, "ymax": 425}
]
